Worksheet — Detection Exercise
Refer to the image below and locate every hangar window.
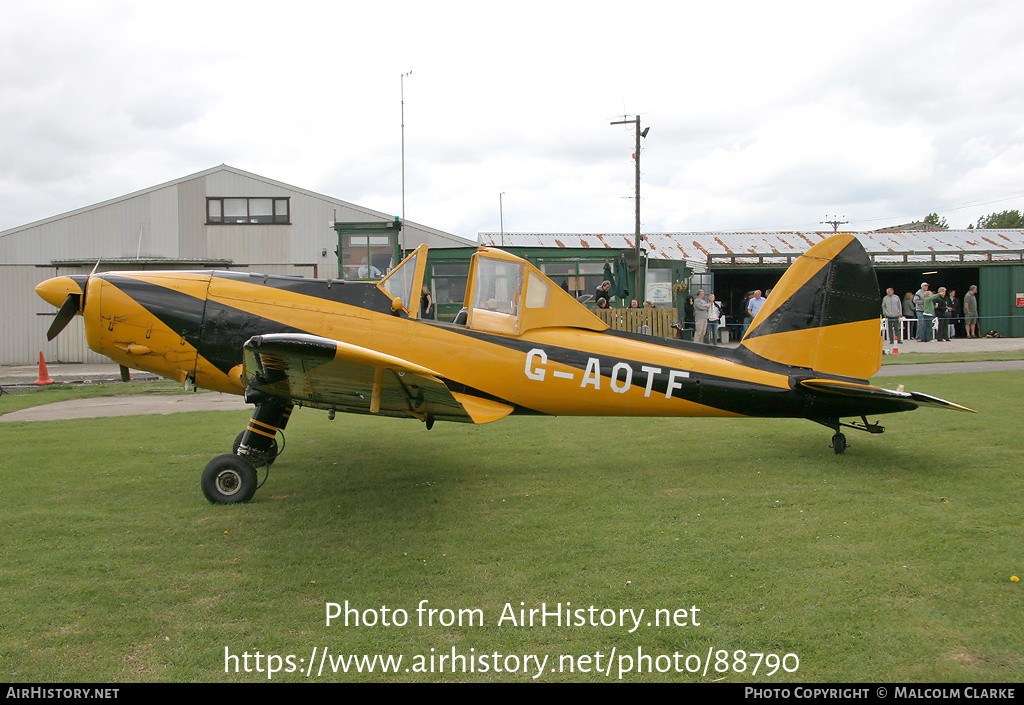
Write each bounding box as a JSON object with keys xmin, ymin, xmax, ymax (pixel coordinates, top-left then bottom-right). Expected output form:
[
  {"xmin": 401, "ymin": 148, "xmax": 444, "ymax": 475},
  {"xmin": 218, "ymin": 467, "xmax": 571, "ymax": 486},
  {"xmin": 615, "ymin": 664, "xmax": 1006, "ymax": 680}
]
[
  {"xmin": 540, "ymin": 261, "xmax": 606, "ymax": 299},
  {"xmin": 207, "ymin": 197, "xmax": 290, "ymax": 225},
  {"xmin": 344, "ymin": 234, "xmax": 393, "ymax": 280}
]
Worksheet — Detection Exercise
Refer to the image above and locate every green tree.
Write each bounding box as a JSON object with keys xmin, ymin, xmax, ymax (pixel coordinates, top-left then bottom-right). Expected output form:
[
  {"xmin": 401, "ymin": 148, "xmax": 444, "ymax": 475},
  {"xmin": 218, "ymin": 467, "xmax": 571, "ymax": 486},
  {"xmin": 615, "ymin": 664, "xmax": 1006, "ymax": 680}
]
[
  {"xmin": 923, "ymin": 213, "xmax": 948, "ymax": 229},
  {"xmin": 975, "ymin": 209, "xmax": 1024, "ymax": 229}
]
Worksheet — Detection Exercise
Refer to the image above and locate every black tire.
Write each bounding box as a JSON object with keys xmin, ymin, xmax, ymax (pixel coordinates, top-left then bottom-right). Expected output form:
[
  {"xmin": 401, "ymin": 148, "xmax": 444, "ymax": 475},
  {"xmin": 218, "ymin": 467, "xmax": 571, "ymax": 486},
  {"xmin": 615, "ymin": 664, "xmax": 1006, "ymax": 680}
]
[
  {"xmin": 201, "ymin": 454, "xmax": 258, "ymax": 504},
  {"xmin": 231, "ymin": 431, "xmax": 278, "ymax": 467},
  {"xmin": 832, "ymin": 433, "xmax": 847, "ymax": 455}
]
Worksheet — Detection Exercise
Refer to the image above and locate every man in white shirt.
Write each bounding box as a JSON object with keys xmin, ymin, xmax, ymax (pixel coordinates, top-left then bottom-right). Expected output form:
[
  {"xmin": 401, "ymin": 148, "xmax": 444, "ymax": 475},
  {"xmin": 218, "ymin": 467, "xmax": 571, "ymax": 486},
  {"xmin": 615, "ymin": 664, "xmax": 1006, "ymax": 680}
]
[{"xmin": 358, "ymin": 260, "xmax": 382, "ymax": 279}]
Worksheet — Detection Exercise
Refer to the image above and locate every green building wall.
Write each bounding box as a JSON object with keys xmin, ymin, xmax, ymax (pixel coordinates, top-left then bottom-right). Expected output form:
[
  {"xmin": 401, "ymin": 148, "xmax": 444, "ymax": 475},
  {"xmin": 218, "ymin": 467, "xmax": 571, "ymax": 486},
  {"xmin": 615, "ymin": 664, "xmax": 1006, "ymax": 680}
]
[
  {"xmin": 978, "ymin": 265, "xmax": 1024, "ymax": 337},
  {"xmin": 419, "ymin": 246, "xmax": 691, "ymax": 322}
]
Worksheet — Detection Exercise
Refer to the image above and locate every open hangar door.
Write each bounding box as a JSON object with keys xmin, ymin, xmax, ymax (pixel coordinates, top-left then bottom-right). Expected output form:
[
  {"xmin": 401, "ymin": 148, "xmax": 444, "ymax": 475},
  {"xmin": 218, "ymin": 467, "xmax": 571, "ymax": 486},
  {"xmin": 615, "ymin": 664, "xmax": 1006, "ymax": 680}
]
[
  {"xmin": 710, "ymin": 264, "xmax": 985, "ymax": 336},
  {"xmin": 706, "ymin": 267, "xmax": 788, "ymax": 323},
  {"xmin": 875, "ymin": 266, "xmax": 980, "ymax": 304}
]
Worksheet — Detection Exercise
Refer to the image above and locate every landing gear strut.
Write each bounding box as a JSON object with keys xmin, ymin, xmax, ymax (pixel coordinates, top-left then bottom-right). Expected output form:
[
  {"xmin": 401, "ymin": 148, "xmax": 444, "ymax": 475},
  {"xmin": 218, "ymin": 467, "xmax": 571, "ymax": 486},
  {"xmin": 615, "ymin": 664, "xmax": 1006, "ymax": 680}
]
[
  {"xmin": 812, "ymin": 416, "xmax": 884, "ymax": 455},
  {"xmin": 201, "ymin": 393, "xmax": 293, "ymax": 504}
]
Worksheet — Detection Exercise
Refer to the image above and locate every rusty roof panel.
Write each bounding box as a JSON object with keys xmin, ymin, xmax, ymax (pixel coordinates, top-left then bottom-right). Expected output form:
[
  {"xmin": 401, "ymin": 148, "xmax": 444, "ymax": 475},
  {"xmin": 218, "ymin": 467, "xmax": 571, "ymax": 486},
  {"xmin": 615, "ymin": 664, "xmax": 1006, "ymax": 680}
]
[{"xmin": 478, "ymin": 230, "xmax": 1024, "ymax": 269}]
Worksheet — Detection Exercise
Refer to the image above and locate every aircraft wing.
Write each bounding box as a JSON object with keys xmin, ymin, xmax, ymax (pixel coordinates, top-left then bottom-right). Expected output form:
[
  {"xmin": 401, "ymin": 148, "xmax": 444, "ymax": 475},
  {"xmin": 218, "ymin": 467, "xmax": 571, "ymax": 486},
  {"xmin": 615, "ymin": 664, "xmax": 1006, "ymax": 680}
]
[{"xmin": 241, "ymin": 333, "xmax": 513, "ymax": 425}]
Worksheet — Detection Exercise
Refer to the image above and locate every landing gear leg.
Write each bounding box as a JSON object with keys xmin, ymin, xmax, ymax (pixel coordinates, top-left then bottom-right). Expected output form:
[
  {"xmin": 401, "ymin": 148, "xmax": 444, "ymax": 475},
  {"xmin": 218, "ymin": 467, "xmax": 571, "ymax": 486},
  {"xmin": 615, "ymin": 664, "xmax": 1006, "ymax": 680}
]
[
  {"xmin": 201, "ymin": 394, "xmax": 293, "ymax": 504},
  {"xmin": 236, "ymin": 395, "xmax": 292, "ymax": 468},
  {"xmin": 232, "ymin": 430, "xmax": 279, "ymax": 467},
  {"xmin": 812, "ymin": 416, "xmax": 882, "ymax": 455}
]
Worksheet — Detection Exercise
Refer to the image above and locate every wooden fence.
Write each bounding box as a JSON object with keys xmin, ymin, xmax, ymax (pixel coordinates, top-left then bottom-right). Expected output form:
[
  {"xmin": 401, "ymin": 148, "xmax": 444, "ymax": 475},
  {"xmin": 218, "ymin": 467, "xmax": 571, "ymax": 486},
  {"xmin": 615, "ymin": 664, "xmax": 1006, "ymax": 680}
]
[{"xmin": 594, "ymin": 308, "xmax": 678, "ymax": 338}]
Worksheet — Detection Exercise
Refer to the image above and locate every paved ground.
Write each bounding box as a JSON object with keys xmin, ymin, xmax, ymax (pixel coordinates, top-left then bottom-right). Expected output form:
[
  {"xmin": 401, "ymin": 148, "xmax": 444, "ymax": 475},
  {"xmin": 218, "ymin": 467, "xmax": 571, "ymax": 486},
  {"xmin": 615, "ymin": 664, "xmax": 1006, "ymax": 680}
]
[
  {"xmin": 874, "ymin": 359, "xmax": 1024, "ymax": 376},
  {"xmin": 871, "ymin": 336, "xmax": 1024, "ymax": 376},
  {"xmin": 2, "ymin": 336, "xmax": 1021, "ymax": 422},
  {"xmin": 0, "ymin": 392, "xmax": 248, "ymax": 422},
  {"xmin": 0, "ymin": 364, "xmax": 249, "ymax": 422},
  {"xmin": 876, "ymin": 336, "xmax": 1024, "ymax": 355}
]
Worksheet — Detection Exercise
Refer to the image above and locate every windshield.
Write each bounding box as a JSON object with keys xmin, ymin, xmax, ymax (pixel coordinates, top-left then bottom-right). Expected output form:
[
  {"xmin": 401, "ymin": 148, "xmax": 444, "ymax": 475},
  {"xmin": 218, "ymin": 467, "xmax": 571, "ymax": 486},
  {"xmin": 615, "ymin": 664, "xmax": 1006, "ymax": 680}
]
[
  {"xmin": 377, "ymin": 249, "xmax": 420, "ymax": 313},
  {"xmin": 472, "ymin": 257, "xmax": 522, "ymax": 315}
]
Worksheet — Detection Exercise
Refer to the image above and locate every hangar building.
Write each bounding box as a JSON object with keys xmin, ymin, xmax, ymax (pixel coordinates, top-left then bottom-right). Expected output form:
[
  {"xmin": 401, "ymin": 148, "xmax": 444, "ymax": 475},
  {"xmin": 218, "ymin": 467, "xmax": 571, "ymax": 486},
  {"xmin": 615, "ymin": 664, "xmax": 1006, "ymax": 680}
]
[
  {"xmin": 480, "ymin": 230, "xmax": 1024, "ymax": 338},
  {"xmin": 0, "ymin": 165, "xmax": 474, "ymax": 365}
]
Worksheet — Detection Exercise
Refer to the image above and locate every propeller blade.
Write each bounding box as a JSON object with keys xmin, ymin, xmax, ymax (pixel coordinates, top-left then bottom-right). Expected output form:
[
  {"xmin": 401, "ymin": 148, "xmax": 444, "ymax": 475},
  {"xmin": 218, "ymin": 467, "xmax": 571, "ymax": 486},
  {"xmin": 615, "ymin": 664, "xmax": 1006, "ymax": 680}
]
[
  {"xmin": 81, "ymin": 259, "xmax": 101, "ymax": 310},
  {"xmin": 46, "ymin": 293, "xmax": 82, "ymax": 341}
]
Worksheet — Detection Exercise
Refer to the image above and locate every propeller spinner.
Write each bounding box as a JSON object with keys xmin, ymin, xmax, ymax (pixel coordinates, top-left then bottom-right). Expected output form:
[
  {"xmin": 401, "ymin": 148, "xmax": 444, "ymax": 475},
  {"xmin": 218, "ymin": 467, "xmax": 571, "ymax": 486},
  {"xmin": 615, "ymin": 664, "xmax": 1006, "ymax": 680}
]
[{"xmin": 35, "ymin": 273, "xmax": 92, "ymax": 341}]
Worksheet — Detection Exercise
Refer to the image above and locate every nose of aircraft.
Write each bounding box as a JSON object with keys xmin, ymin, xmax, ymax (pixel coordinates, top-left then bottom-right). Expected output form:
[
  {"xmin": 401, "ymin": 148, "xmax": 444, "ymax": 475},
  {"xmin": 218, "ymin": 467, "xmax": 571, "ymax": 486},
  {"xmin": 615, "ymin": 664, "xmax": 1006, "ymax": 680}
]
[
  {"xmin": 37, "ymin": 275, "xmax": 93, "ymax": 341},
  {"xmin": 35, "ymin": 275, "xmax": 87, "ymax": 308}
]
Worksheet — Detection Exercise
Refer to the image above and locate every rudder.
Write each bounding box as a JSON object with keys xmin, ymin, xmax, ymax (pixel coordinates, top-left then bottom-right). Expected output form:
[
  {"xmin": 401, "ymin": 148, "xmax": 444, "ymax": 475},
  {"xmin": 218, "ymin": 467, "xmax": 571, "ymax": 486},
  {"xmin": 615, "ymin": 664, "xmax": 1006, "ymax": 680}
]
[{"xmin": 739, "ymin": 234, "xmax": 881, "ymax": 380}]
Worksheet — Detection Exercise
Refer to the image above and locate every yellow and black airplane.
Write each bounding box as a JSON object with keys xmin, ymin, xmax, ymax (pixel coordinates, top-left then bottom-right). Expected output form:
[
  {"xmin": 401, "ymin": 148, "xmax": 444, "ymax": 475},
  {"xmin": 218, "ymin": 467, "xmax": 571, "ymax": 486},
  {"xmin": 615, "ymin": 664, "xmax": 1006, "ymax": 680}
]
[{"xmin": 36, "ymin": 233, "xmax": 972, "ymax": 503}]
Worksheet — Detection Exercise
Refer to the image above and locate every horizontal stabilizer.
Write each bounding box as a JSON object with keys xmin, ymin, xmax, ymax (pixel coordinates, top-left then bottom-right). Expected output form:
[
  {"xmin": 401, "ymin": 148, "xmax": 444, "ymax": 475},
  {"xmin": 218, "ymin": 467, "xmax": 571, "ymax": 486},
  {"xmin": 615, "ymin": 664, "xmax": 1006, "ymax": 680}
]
[{"xmin": 798, "ymin": 378, "xmax": 976, "ymax": 413}]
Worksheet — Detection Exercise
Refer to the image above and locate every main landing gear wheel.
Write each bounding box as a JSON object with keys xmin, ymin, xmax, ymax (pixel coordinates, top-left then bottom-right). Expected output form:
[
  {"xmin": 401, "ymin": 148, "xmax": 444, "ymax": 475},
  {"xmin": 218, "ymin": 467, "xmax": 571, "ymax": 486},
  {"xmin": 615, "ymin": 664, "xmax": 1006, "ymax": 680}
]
[
  {"xmin": 205, "ymin": 393, "xmax": 291, "ymax": 504},
  {"xmin": 831, "ymin": 432, "xmax": 848, "ymax": 455},
  {"xmin": 201, "ymin": 454, "xmax": 258, "ymax": 504}
]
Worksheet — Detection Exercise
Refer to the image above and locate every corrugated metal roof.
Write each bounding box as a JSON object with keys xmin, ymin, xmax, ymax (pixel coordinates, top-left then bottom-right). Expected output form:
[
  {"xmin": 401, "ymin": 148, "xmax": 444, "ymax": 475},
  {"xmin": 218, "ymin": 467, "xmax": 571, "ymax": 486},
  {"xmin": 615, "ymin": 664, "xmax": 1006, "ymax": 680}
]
[{"xmin": 479, "ymin": 230, "xmax": 1024, "ymax": 268}]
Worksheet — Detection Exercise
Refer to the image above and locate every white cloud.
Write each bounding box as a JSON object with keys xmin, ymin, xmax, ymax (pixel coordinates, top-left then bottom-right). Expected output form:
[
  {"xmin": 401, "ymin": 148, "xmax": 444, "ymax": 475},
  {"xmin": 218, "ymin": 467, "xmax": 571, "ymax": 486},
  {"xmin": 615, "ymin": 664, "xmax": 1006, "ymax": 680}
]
[{"xmin": 2, "ymin": 0, "xmax": 1024, "ymax": 235}]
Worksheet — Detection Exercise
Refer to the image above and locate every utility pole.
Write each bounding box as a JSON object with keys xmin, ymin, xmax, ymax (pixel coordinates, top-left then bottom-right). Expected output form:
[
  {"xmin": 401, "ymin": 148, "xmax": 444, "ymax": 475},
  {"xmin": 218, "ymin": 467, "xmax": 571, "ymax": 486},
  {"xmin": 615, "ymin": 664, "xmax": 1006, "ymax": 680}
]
[
  {"xmin": 499, "ymin": 192, "xmax": 505, "ymax": 247},
  {"xmin": 820, "ymin": 216, "xmax": 848, "ymax": 232},
  {"xmin": 610, "ymin": 115, "xmax": 649, "ymax": 302},
  {"xmin": 400, "ymin": 70, "xmax": 412, "ymax": 252}
]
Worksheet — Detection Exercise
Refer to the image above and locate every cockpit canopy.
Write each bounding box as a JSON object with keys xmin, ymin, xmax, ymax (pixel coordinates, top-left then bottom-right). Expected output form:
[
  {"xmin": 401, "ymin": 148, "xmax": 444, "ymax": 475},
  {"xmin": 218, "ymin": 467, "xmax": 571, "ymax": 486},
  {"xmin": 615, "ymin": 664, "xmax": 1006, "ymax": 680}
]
[{"xmin": 379, "ymin": 245, "xmax": 606, "ymax": 336}]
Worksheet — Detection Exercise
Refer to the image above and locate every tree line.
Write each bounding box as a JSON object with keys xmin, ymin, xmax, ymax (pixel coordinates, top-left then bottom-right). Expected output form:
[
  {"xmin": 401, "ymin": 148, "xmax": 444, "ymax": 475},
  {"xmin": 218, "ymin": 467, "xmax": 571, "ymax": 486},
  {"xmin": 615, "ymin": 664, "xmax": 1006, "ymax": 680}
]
[{"xmin": 923, "ymin": 210, "xmax": 1024, "ymax": 229}]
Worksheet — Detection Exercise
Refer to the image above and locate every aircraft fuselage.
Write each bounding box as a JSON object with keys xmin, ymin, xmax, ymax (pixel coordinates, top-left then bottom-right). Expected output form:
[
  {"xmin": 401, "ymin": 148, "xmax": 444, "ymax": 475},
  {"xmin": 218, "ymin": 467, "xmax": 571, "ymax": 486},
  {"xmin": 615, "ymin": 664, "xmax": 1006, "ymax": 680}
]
[{"xmin": 39, "ymin": 269, "xmax": 912, "ymax": 422}]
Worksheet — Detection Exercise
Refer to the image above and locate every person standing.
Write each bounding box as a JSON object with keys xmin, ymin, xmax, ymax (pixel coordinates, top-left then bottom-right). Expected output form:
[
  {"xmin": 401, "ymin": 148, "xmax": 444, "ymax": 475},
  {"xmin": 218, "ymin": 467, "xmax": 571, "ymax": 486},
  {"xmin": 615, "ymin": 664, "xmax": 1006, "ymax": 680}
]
[
  {"xmin": 694, "ymin": 290, "xmax": 710, "ymax": 344},
  {"xmin": 683, "ymin": 296, "xmax": 695, "ymax": 336},
  {"xmin": 914, "ymin": 283, "xmax": 932, "ymax": 342},
  {"xmin": 739, "ymin": 292, "xmax": 751, "ymax": 336},
  {"xmin": 745, "ymin": 290, "xmax": 766, "ymax": 336},
  {"xmin": 903, "ymin": 292, "xmax": 917, "ymax": 340},
  {"xmin": 922, "ymin": 286, "xmax": 943, "ymax": 342},
  {"xmin": 707, "ymin": 294, "xmax": 722, "ymax": 345},
  {"xmin": 964, "ymin": 285, "xmax": 979, "ymax": 338},
  {"xmin": 420, "ymin": 286, "xmax": 433, "ymax": 319},
  {"xmin": 948, "ymin": 289, "xmax": 962, "ymax": 338},
  {"xmin": 882, "ymin": 287, "xmax": 902, "ymax": 344},
  {"xmin": 932, "ymin": 287, "xmax": 951, "ymax": 342}
]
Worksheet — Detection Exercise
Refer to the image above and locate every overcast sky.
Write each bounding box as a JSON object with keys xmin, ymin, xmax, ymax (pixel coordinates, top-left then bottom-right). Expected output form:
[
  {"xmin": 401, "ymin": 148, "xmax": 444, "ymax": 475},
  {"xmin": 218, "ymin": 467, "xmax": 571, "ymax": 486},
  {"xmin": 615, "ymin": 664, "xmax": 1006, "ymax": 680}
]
[{"xmin": 2, "ymin": 0, "xmax": 1023, "ymax": 240}]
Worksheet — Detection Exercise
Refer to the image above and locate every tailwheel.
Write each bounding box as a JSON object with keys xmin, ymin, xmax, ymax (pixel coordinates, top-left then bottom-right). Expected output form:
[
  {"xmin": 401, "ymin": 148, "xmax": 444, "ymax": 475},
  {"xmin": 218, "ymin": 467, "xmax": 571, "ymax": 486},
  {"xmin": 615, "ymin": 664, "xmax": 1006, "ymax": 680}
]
[
  {"xmin": 201, "ymin": 454, "xmax": 258, "ymax": 504},
  {"xmin": 831, "ymin": 432, "xmax": 848, "ymax": 455}
]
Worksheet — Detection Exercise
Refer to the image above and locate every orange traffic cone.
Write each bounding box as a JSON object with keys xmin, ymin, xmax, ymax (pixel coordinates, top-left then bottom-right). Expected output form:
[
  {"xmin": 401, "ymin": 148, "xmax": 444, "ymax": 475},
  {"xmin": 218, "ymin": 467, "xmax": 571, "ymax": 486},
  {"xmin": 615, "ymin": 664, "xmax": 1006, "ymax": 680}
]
[{"xmin": 34, "ymin": 352, "xmax": 54, "ymax": 385}]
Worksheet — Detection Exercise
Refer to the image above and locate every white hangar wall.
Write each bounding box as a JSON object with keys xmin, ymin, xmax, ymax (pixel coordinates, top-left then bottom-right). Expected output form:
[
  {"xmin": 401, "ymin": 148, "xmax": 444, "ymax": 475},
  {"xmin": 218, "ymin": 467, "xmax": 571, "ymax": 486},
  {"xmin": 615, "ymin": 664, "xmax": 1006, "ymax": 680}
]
[{"xmin": 0, "ymin": 165, "xmax": 474, "ymax": 365}]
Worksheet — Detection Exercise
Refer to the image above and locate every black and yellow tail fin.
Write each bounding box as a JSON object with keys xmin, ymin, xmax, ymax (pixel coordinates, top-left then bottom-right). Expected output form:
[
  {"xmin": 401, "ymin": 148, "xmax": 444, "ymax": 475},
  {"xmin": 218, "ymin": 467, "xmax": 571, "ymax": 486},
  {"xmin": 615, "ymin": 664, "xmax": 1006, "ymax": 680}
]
[{"xmin": 740, "ymin": 234, "xmax": 881, "ymax": 380}]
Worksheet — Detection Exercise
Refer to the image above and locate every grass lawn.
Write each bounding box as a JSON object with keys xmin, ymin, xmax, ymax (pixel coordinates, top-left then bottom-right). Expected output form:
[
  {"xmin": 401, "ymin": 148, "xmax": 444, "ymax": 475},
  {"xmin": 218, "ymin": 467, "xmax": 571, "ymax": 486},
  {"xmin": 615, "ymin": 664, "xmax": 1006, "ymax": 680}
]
[{"xmin": 1, "ymin": 371, "xmax": 1021, "ymax": 682}]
